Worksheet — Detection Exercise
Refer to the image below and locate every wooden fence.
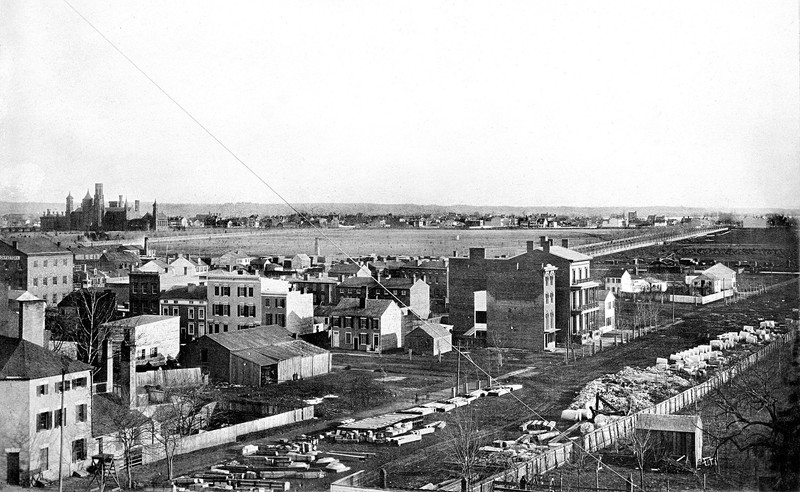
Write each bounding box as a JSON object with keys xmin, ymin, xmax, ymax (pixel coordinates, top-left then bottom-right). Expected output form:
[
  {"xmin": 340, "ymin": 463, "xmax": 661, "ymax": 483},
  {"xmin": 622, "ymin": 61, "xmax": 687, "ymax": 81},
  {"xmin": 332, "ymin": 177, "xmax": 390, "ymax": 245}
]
[{"xmin": 475, "ymin": 330, "xmax": 794, "ymax": 491}]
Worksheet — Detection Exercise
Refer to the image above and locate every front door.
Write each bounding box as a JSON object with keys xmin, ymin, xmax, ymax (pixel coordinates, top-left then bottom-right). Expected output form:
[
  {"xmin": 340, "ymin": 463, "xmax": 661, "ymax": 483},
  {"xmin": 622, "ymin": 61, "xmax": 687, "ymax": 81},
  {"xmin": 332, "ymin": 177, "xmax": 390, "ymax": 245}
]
[{"xmin": 6, "ymin": 452, "xmax": 20, "ymax": 485}]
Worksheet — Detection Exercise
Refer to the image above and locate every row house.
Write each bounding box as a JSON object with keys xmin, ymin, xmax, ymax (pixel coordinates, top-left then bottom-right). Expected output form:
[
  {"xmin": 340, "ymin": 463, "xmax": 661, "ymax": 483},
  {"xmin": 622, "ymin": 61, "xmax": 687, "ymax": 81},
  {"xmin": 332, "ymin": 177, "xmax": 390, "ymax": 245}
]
[
  {"xmin": 336, "ymin": 276, "xmax": 430, "ymax": 319},
  {"xmin": 289, "ymin": 274, "xmax": 339, "ymax": 306},
  {"xmin": 260, "ymin": 278, "xmax": 314, "ymax": 335},
  {"xmin": 327, "ymin": 298, "xmax": 402, "ymax": 352},
  {"xmin": 159, "ymin": 284, "xmax": 208, "ymax": 343},
  {"xmin": 396, "ymin": 259, "xmax": 448, "ymax": 315},
  {"xmin": 205, "ymin": 270, "xmax": 262, "ymax": 333}
]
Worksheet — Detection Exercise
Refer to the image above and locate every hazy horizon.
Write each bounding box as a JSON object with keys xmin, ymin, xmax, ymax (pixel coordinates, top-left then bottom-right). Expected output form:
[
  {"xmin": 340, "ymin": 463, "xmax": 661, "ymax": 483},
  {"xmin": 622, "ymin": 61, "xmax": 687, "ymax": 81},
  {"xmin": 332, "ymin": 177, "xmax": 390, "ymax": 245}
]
[{"xmin": 2, "ymin": 1, "xmax": 798, "ymax": 209}]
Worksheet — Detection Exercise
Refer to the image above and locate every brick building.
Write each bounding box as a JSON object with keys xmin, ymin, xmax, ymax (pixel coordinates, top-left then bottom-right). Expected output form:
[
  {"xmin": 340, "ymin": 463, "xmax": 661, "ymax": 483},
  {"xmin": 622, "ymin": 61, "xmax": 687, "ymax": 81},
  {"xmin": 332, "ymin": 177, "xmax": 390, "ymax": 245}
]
[
  {"xmin": 336, "ymin": 276, "xmax": 430, "ymax": 319},
  {"xmin": 129, "ymin": 271, "xmax": 161, "ymax": 316},
  {"xmin": 159, "ymin": 284, "xmax": 207, "ymax": 343},
  {"xmin": 206, "ymin": 270, "xmax": 261, "ymax": 333}
]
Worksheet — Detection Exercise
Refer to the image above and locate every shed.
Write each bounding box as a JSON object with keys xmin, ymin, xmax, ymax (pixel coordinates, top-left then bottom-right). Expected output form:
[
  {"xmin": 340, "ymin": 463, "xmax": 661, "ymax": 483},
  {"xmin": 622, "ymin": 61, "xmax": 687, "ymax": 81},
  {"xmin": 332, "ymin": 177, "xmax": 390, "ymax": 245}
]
[
  {"xmin": 180, "ymin": 325, "xmax": 331, "ymax": 386},
  {"xmin": 635, "ymin": 414, "xmax": 703, "ymax": 467},
  {"xmin": 405, "ymin": 323, "xmax": 453, "ymax": 356}
]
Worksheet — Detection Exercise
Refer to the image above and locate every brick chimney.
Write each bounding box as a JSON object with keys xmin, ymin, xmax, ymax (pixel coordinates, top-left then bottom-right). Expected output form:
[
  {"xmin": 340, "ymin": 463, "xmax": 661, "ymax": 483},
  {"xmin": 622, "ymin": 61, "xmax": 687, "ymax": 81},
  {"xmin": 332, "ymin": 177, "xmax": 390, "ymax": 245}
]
[
  {"xmin": 562, "ymin": 239, "xmax": 570, "ymax": 248},
  {"xmin": 469, "ymin": 248, "xmax": 485, "ymax": 259},
  {"xmin": 539, "ymin": 236, "xmax": 552, "ymax": 253},
  {"xmin": 526, "ymin": 240, "xmax": 535, "ymax": 252},
  {"xmin": 12, "ymin": 293, "xmax": 46, "ymax": 347}
]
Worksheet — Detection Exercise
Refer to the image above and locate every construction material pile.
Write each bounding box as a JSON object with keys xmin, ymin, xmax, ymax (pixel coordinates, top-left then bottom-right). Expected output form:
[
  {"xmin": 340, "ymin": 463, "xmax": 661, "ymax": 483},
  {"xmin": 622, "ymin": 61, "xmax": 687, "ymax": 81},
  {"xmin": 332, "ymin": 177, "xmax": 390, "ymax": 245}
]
[
  {"xmin": 174, "ymin": 437, "xmax": 340, "ymax": 491},
  {"xmin": 568, "ymin": 366, "xmax": 691, "ymax": 415},
  {"xmin": 478, "ymin": 420, "xmax": 563, "ymax": 462}
]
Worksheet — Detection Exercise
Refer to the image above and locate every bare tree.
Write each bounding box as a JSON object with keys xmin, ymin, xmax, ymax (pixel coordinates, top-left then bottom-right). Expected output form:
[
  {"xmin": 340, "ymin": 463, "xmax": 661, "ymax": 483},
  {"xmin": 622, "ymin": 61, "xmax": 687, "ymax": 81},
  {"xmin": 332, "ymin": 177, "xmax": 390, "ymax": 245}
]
[
  {"xmin": 443, "ymin": 407, "xmax": 486, "ymax": 488},
  {"xmin": 51, "ymin": 289, "xmax": 116, "ymax": 371},
  {"xmin": 626, "ymin": 428, "xmax": 654, "ymax": 491},
  {"xmin": 704, "ymin": 340, "xmax": 800, "ymax": 490},
  {"xmin": 93, "ymin": 392, "xmax": 152, "ymax": 489}
]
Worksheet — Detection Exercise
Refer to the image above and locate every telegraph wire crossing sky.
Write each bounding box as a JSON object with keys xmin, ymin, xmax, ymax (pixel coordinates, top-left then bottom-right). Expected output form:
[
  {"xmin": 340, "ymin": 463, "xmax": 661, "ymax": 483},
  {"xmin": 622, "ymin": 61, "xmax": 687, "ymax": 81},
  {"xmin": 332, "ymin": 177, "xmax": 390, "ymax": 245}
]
[{"xmin": 1, "ymin": 1, "xmax": 798, "ymax": 209}]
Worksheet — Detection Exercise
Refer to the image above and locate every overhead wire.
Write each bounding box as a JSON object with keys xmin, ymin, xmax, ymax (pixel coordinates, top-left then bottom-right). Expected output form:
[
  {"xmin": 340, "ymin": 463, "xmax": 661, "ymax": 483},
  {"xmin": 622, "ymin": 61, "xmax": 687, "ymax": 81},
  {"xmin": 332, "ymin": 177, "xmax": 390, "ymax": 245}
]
[{"xmin": 59, "ymin": 1, "xmax": 640, "ymax": 488}]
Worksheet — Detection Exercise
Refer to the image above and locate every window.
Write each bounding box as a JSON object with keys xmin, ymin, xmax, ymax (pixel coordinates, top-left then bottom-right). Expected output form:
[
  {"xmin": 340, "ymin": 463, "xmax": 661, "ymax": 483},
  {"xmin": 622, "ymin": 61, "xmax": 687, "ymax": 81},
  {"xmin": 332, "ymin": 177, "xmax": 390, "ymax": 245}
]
[
  {"xmin": 344, "ymin": 332, "xmax": 352, "ymax": 345},
  {"xmin": 150, "ymin": 347, "xmax": 158, "ymax": 357},
  {"xmin": 264, "ymin": 298, "xmax": 271, "ymax": 308},
  {"xmin": 43, "ymin": 277, "xmax": 48, "ymax": 286},
  {"xmin": 54, "ymin": 408, "xmax": 66, "ymax": 427},
  {"xmin": 63, "ymin": 259, "xmax": 68, "ymax": 266},
  {"xmin": 214, "ymin": 286, "xmax": 220, "ymax": 296},
  {"xmin": 139, "ymin": 349, "xmax": 146, "ymax": 360},
  {"xmin": 63, "ymin": 275, "xmax": 68, "ymax": 284},
  {"xmin": 248, "ymin": 287, "xmax": 254, "ymax": 297},
  {"xmin": 224, "ymin": 304, "xmax": 230, "ymax": 316},
  {"xmin": 33, "ymin": 277, "xmax": 38, "ymax": 287},
  {"xmin": 37, "ymin": 384, "xmax": 48, "ymax": 396},
  {"xmin": 52, "ymin": 276, "xmax": 57, "ymax": 285},
  {"xmin": 475, "ymin": 311, "xmax": 487, "ymax": 324},
  {"xmin": 40, "ymin": 447, "xmax": 49, "ymax": 471},
  {"xmin": 265, "ymin": 313, "xmax": 273, "ymax": 325},
  {"xmin": 37, "ymin": 411, "xmax": 52, "ymax": 431},
  {"xmin": 248, "ymin": 305, "xmax": 256, "ymax": 317},
  {"xmin": 163, "ymin": 307, "xmax": 169, "ymax": 315},
  {"xmin": 172, "ymin": 307, "xmax": 179, "ymax": 316},
  {"xmin": 72, "ymin": 439, "xmax": 86, "ymax": 462},
  {"xmin": 52, "ymin": 294, "xmax": 58, "ymax": 304},
  {"xmin": 222, "ymin": 286, "xmax": 230, "ymax": 296},
  {"xmin": 276, "ymin": 314, "xmax": 285, "ymax": 326},
  {"xmin": 55, "ymin": 380, "xmax": 71, "ymax": 393},
  {"xmin": 359, "ymin": 333, "xmax": 368, "ymax": 345},
  {"xmin": 277, "ymin": 298, "xmax": 286, "ymax": 308},
  {"xmin": 43, "ymin": 260, "xmax": 48, "ymax": 267},
  {"xmin": 34, "ymin": 260, "xmax": 38, "ymax": 267},
  {"xmin": 188, "ymin": 322, "xmax": 195, "ymax": 335},
  {"xmin": 188, "ymin": 308, "xmax": 194, "ymax": 319},
  {"xmin": 151, "ymin": 284, "xmax": 157, "ymax": 294},
  {"xmin": 198, "ymin": 322, "xmax": 205, "ymax": 335},
  {"xmin": 198, "ymin": 308, "xmax": 205, "ymax": 319},
  {"xmin": 72, "ymin": 377, "xmax": 87, "ymax": 388},
  {"xmin": 200, "ymin": 349, "xmax": 208, "ymax": 362}
]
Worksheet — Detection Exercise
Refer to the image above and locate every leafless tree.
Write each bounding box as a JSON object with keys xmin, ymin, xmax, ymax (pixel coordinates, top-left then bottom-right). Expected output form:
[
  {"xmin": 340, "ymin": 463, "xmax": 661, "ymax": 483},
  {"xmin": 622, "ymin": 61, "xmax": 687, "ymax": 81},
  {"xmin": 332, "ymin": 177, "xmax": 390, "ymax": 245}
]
[
  {"xmin": 94, "ymin": 391, "xmax": 152, "ymax": 489},
  {"xmin": 50, "ymin": 289, "xmax": 116, "ymax": 371},
  {"xmin": 626, "ymin": 428, "xmax": 654, "ymax": 491},
  {"xmin": 703, "ymin": 340, "xmax": 800, "ymax": 490},
  {"xmin": 442, "ymin": 407, "xmax": 486, "ymax": 488}
]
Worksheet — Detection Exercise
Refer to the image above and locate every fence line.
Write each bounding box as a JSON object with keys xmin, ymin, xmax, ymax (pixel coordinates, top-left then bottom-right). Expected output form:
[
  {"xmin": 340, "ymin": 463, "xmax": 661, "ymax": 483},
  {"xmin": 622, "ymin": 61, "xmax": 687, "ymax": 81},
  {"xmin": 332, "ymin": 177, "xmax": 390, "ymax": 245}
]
[{"xmin": 475, "ymin": 330, "xmax": 794, "ymax": 491}]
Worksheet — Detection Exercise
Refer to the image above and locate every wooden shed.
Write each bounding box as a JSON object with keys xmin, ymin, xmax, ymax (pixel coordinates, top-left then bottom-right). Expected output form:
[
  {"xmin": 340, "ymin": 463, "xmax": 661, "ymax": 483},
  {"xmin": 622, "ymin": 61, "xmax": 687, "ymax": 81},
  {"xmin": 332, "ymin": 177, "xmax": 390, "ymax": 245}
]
[
  {"xmin": 405, "ymin": 323, "xmax": 453, "ymax": 356},
  {"xmin": 635, "ymin": 413, "xmax": 703, "ymax": 467},
  {"xmin": 181, "ymin": 325, "xmax": 331, "ymax": 386}
]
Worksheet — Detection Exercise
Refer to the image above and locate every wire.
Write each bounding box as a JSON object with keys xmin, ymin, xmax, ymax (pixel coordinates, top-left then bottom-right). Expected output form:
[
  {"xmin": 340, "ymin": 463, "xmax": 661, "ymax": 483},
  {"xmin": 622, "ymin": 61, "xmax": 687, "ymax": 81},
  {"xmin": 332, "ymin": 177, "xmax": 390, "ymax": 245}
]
[{"xmin": 60, "ymin": 1, "xmax": 641, "ymax": 488}]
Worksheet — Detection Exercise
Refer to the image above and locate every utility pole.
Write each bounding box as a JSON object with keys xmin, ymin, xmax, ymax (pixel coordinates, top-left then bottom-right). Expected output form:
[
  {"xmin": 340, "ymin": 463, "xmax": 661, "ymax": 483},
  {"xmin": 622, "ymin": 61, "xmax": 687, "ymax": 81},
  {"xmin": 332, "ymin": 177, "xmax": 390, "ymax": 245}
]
[{"xmin": 58, "ymin": 368, "xmax": 65, "ymax": 492}]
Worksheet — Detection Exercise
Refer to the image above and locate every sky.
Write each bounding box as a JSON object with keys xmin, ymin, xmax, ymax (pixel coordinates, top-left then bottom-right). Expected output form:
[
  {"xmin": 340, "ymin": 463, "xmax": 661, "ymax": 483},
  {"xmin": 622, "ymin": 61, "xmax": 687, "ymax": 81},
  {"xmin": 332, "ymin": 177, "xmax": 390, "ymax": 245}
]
[{"xmin": 1, "ymin": 1, "xmax": 798, "ymax": 210}]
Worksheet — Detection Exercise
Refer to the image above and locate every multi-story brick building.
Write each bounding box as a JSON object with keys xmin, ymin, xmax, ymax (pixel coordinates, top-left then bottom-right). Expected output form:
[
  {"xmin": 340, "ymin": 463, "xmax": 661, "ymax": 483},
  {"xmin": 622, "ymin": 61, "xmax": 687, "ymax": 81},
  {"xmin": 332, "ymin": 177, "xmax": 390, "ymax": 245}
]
[
  {"xmin": 0, "ymin": 238, "xmax": 74, "ymax": 306},
  {"xmin": 397, "ymin": 258, "xmax": 448, "ymax": 315},
  {"xmin": 159, "ymin": 284, "xmax": 207, "ymax": 343},
  {"xmin": 205, "ymin": 270, "xmax": 261, "ymax": 333},
  {"xmin": 129, "ymin": 271, "xmax": 161, "ymax": 316},
  {"xmin": 260, "ymin": 279, "xmax": 314, "ymax": 335},
  {"xmin": 449, "ymin": 237, "xmax": 600, "ymax": 347},
  {"xmin": 289, "ymin": 274, "xmax": 339, "ymax": 306},
  {"xmin": 336, "ymin": 276, "xmax": 430, "ymax": 319},
  {"xmin": 328, "ymin": 298, "xmax": 402, "ymax": 352}
]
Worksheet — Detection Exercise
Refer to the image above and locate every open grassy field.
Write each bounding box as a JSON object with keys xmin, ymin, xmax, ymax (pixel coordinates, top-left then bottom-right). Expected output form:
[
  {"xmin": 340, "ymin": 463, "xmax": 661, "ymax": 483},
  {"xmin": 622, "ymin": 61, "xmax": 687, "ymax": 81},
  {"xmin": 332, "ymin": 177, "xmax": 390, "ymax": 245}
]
[{"xmin": 146, "ymin": 227, "xmax": 643, "ymax": 259}]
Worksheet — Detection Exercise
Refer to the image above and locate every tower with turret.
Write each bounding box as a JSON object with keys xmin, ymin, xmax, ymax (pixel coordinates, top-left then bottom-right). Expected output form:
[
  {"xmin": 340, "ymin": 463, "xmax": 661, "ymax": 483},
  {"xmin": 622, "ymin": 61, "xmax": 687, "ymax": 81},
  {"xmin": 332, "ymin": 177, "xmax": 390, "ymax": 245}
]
[
  {"xmin": 65, "ymin": 192, "xmax": 73, "ymax": 230},
  {"xmin": 152, "ymin": 200, "xmax": 159, "ymax": 231},
  {"xmin": 94, "ymin": 183, "xmax": 105, "ymax": 229}
]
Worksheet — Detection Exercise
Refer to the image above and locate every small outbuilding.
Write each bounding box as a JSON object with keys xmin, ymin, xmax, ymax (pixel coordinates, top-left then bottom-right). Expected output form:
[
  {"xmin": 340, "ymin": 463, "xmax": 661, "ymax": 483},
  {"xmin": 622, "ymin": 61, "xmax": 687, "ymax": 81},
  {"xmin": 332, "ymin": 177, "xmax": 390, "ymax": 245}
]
[
  {"xmin": 181, "ymin": 325, "xmax": 331, "ymax": 386},
  {"xmin": 635, "ymin": 413, "xmax": 703, "ymax": 467},
  {"xmin": 405, "ymin": 323, "xmax": 453, "ymax": 356}
]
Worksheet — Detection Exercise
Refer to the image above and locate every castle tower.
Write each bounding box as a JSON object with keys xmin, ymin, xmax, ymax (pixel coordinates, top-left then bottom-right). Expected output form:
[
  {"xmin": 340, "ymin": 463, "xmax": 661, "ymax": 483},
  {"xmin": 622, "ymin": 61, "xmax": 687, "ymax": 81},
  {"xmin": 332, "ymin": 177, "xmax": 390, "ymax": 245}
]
[
  {"xmin": 94, "ymin": 183, "xmax": 105, "ymax": 229},
  {"xmin": 66, "ymin": 192, "xmax": 73, "ymax": 230},
  {"xmin": 82, "ymin": 190, "xmax": 93, "ymax": 231}
]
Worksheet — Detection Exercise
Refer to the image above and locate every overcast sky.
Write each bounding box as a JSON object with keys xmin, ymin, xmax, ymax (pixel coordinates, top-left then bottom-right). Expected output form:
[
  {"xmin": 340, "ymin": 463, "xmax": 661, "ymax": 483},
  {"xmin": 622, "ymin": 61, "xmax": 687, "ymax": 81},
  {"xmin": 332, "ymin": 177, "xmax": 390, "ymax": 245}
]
[{"xmin": 1, "ymin": 1, "xmax": 798, "ymax": 210}]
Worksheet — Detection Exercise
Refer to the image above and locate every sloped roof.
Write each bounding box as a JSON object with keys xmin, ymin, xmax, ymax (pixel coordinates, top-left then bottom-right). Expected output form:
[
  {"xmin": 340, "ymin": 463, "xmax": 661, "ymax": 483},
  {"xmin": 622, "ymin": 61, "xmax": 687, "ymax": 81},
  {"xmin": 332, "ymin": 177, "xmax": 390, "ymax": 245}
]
[
  {"xmin": 328, "ymin": 263, "xmax": 365, "ymax": 275},
  {"xmin": 409, "ymin": 323, "xmax": 452, "ymax": 340},
  {"xmin": 103, "ymin": 315, "xmax": 174, "ymax": 329},
  {"xmin": 160, "ymin": 285, "xmax": 207, "ymax": 300},
  {"xmin": 603, "ymin": 268, "xmax": 629, "ymax": 279},
  {"xmin": 636, "ymin": 413, "xmax": 702, "ymax": 433},
  {"xmin": 204, "ymin": 325, "xmax": 294, "ymax": 352},
  {"xmin": 339, "ymin": 277, "xmax": 377, "ymax": 288},
  {"xmin": 542, "ymin": 245, "xmax": 592, "ymax": 261},
  {"xmin": 330, "ymin": 298, "xmax": 396, "ymax": 318},
  {"xmin": 701, "ymin": 263, "xmax": 736, "ymax": 279},
  {"xmin": 0, "ymin": 336, "xmax": 92, "ymax": 380},
  {"xmin": 232, "ymin": 338, "xmax": 328, "ymax": 367},
  {"xmin": 0, "ymin": 238, "xmax": 71, "ymax": 255},
  {"xmin": 101, "ymin": 251, "xmax": 140, "ymax": 264}
]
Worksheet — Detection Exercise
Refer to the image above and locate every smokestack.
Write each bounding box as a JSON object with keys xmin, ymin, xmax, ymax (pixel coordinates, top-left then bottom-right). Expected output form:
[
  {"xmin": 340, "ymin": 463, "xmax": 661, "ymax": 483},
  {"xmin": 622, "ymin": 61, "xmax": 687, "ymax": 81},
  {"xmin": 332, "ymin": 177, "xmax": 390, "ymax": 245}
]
[
  {"xmin": 119, "ymin": 195, "xmax": 123, "ymax": 205},
  {"xmin": 135, "ymin": 200, "xmax": 140, "ymax": 212},
  {"xmin": 562, "ymin": 239, "xmax": 570, "ymax": 248},
  {"xmin": 314, "ymin": 237, "xmax": 321, "ymax": 257}
]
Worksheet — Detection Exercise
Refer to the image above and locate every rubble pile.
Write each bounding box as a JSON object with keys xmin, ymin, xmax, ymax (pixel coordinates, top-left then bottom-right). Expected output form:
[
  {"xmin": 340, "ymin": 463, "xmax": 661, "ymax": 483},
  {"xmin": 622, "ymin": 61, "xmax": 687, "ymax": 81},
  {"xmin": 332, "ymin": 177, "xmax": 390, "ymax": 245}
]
[{"xmin": 569, "ymin": 366, "xmax": 691, "ymax": 415}]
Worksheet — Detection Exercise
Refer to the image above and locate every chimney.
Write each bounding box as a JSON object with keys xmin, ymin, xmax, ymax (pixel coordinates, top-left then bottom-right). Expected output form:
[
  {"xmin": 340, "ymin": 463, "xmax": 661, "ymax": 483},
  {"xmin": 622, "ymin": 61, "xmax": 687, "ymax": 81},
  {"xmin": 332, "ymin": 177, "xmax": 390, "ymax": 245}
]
[
  {"xmin": 314, "ymin": 237, "xmax": 321, "ymax": 257},
  {"xmin": 469, "ymin": 248, "xmax": 485, "ymax": 259},
  {"xmin": 526, "ymin": 240, "xmax": 535, "ymax": 252},
  {"xmin": 562, "ymin": 239, "xmax": 570, "ymax": 248},
  {"xmin": 453, "ymin": 250, "xmax": 457, "ymax": 257},
  {"xmin": 12, "ymin": 240, "xmax": 18, "ymax": 250},
  {"xmin": 119, "ymin": 195, "xmax": 123, "ymax": 205},
  {"xmin": 103, "ymin": 338, "xmax": 114, "ymax": 392},
  {"xmin": 359, "ymin": 286, "xmax": 367, "ymax": 309},
  {"xmin": 539, "ymin": 236, "xmax": 552, "ymax": 253},
  {"xmin": 17, "ymin": 295, "xmax": 46, "ymax": 347},
  {"xmin": 120, "ymin": 340, "xmax": 137, "ymax": 408}
]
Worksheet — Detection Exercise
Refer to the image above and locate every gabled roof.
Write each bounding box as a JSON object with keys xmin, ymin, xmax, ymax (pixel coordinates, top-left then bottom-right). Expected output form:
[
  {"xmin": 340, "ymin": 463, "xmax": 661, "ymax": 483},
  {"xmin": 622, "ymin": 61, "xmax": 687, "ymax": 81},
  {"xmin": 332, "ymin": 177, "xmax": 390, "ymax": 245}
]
[
  {"xmin": 103, "ymin": 315, "xmax": 174, "ymax": 329},
  {"xmin": 409, "ymin": 323, "xmax": 452, "ymax": 340},
  {"xmin": 100, "ymin": 251, "xmax": 140, "ymax": 264},
  {"xmin": 203, "ymin": 325, "xmax": 294, "ymax": 351},
  {"xmin": 541, "ymin": 245, "xmax": 592, "ymax": 262},
  {"xmin": 330, "ymin": 298, "xmax": 396, "ymax": 318},
  {"xmin": 328, "ymin": 263, "xmax": 366, "ymax": 275},
  {"xmin": 701, "ymin": 263, "xmax": 736, "ymax": 279},
  {"xmin": 339, "ymin": 277, "xmax": 377, "ymax": 288},
  {"xmin": 232, "ymin": 338, "xmax": 328, "ymax": 366},
  {"xmin": 0, "ymin": 336, "xmax": 92, "ymax": 380}
]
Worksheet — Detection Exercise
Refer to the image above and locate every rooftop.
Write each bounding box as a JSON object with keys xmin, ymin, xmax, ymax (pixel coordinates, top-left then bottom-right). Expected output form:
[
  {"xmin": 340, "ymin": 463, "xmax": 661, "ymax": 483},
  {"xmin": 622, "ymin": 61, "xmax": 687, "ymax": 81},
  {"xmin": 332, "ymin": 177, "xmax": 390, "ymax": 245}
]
[
  {"xmin": 0, "ymin": 336, "xmax": 92, "ymax": 380},
  {"xmin": 160, "ymin": 285, "xmax": 207, "ymax": 301},
  {"xmin": 0, "ymin": 238, "xmax": 71, "ymax": 256},
  {"xmin": 330, "ymin": 298, "xmax": 396, "ymax": 318}
]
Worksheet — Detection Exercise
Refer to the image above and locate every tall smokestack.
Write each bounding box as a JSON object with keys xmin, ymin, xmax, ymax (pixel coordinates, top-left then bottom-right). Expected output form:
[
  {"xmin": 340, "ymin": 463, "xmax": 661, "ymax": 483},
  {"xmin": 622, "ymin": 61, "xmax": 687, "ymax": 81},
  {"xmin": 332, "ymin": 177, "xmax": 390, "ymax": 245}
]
[{"xmin": 314, "ymin": 237, "xmax": 321, "ymax": 257}]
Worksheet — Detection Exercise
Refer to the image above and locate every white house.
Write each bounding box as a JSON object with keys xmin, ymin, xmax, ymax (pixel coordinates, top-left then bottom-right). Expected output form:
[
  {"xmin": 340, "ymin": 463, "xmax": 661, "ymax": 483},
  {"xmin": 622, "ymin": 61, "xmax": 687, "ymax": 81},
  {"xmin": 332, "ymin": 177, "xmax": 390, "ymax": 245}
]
[
  {"xmin": 603, "ymin": 268, "xmax": 632, "ymax": 293},
  {"xmin": 328, "ymin": 298, "xmax": 403, "ymax": 351}
]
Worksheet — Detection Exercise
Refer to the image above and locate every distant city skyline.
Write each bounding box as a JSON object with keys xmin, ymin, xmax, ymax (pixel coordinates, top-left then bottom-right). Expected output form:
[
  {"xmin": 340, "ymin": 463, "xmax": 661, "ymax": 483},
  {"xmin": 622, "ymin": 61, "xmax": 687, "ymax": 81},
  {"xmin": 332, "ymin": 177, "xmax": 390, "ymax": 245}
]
[{"xmin": 2, "ymin": 1, "xmax": 798, "ymax": 209}]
